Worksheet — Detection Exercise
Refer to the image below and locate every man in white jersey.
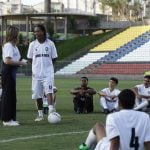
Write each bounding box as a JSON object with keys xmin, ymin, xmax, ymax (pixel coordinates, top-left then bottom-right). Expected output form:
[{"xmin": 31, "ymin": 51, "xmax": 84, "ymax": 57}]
[
  {"xmin": 98, "ymin": 77, "xmax": 120, "ymax": 114},
  {"xmin": 27, "ymin": 24, "xmax": 58, "ymax": 122},
  {"xmin": 133, "ymin": 75, "xmax": 150, "ymax": 111},
  {"xmin": 79, "ymin": 89, "xmax": 150, "ymax": 150}
]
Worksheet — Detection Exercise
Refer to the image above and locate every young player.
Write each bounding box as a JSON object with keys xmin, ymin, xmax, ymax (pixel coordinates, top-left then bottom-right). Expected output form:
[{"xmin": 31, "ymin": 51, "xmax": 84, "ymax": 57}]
[
  {"xmin": 98, "ymin": 77, "xmax": 120, "ymax": 114},
  {"xmin": 133, "ymin": 75, "xmax": 150, "ymax": 111},
  {"xmin": 27, "ymin": 24, "xmax": 58, "ymax": 121},
  {"xmin": 80, "ymin": 89, "xmax": 150, "ymax": 150}
]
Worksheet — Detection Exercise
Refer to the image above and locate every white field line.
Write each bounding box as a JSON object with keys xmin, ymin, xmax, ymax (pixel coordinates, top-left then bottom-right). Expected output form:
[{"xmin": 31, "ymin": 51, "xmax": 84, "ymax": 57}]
[{"xmin": 0, "ymin": 130, "xmax": 88, "ymax": 143}]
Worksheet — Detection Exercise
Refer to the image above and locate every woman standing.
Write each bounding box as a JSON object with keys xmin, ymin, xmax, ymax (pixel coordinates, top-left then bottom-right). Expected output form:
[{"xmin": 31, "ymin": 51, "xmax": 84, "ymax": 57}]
[{"xmin": 1, "ymin": 26, "xmax": 27, "ymax": 126}]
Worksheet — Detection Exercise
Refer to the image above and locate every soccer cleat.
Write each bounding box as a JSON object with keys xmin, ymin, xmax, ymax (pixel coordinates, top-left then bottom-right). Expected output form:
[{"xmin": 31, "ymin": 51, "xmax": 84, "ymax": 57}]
[
  {"xmin": 34, "ymin": 116, "xmax": 44, "ymax": 122},
  {"xmin": 11, "ymin": 120, "xmax": 20, "ymax": 124},
  {"xmin": 3, "ymin": 120, "xmax": 20, "ymax": 126},
  {"xmin": 79, "ymin": 143, "xmax": 89, "ymax": 150}
]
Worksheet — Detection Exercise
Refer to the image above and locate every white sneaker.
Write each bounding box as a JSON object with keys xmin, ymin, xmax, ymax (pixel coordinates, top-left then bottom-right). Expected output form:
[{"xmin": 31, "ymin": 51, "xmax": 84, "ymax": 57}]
[
  {"xmin": 11, "ymin": 120, "xmax": 19, "ymax": 124},
  {"xmin": 34, "ymin": 116, "xmax": 44, "ymax": 122},
  {"xmin": 3, "ymin": 120, "xmax": 20, "ymax": 126},
  {"xmin": 49, "ymin": 107, "xmax": 56, "ymax": 114}
]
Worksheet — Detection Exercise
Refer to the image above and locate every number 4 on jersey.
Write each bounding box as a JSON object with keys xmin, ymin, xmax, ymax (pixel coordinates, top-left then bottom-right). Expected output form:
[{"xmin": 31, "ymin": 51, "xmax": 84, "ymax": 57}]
[{"xmin": 130, "ymin": 128, "xmax": 139, "ymax": 150}]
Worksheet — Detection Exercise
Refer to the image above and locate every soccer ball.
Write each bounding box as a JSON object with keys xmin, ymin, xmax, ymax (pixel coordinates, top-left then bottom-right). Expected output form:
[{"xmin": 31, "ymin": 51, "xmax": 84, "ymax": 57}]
[{"xmin": 48, "ymin": 112, "xmax": 61, "ymax": 124}]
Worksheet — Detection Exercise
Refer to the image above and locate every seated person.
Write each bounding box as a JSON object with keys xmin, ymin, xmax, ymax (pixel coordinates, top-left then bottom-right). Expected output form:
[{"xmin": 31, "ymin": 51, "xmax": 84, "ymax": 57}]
[
  {"xmin": 70, "ymin": 77, "xmax": 96, "ymax": 114},
  {"xmin": 98, "ymin": 77, "xmax": 120, "ymax": 114},
  {"xmin": 133, "ymin": 75, "xmax": 150, "ymax": 111},
  {"xmin": 79, "ymin": 89, "xmax": 150, "ymax": 150},
  {"xmin": 43, "ymin": 86, "xmax": 57, "ymax": 114}
]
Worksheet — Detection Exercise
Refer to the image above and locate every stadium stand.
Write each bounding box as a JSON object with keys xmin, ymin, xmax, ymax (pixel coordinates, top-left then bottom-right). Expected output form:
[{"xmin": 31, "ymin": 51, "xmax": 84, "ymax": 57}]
[
  {"xmin": 97, "ymin": 30, "xmax": 150, "ymax": 62},
  {"xmin": 77, "ymin": 26, "xmax": 150, "ymax": 75},
  {"xmin": 91, "ymin": 26, "xmax": 150, "ymax": 52},
  {"xmin": 117, "ymin": 40, "xmax": 150, "ymax": 62},
  {"xmin": 89, "ymin": 63, "xmax": 150, "ymax": 75},
  {"xmin": 55, "ymin": 25, "xmax": 150, "ymax": 75},
  {"xmin": 55, "ymin": 52, "xmax": 108, "ymax": 75}
]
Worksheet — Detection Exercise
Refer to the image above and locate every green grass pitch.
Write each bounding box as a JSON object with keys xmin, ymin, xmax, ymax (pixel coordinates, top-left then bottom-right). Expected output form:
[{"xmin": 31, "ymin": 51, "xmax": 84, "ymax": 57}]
[{"xmin": 0, "ymin": 77, "xmax": 142, "ymax": 150}]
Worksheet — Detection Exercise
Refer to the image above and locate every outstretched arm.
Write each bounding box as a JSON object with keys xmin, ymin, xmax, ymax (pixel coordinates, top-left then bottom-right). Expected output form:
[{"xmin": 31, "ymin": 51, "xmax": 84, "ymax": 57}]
[
  {"xmin": 97, "ymin": 91, "xmax": 106, "ymax": 97},
  {"xmin": 70, "ymin": 89, "xmax": 80, "ymax": 95},
  {"xmin": 4, "ymin": 57, "xmax": 27, "ymax": 66}
]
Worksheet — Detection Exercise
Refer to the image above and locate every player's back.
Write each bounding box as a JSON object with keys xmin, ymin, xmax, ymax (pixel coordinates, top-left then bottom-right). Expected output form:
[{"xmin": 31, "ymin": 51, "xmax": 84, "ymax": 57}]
[{"xmin": 106, "ymin": 110, "xmax": 150, "ymax": 150}]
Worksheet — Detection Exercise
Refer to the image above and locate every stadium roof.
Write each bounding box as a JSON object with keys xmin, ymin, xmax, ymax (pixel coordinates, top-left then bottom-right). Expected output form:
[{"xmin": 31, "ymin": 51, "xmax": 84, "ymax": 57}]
[{"xmin": 0, "ymin": 12, "xmax": 96, "ymax": 20}]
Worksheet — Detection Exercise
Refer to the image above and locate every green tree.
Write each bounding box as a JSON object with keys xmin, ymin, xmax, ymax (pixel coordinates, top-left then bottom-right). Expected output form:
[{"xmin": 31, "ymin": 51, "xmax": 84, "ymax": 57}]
[
  {"xmin": 98, "ymin": 0, "xmax": 142, "ymax": 21},
  {"xmin": 130, "ymin": 0, "xmax": 142, "ymax": 21}
]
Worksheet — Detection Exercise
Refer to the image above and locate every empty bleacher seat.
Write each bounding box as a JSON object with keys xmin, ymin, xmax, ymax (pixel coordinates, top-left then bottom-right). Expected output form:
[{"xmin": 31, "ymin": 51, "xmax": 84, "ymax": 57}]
[
  {"xmin": 91, "ymin": 26, "xmax": 150, "ymax": 52},
  {"xmin": 118, "ymin": 40, "xmax": 150, "ymax": 62},
  {"xmin": 55, "ymin": 52, "xmax": 108, "ymax": 75},
  {"xmin": 89, "ymin": 63, "xmax": 150, "ymax": 75}
]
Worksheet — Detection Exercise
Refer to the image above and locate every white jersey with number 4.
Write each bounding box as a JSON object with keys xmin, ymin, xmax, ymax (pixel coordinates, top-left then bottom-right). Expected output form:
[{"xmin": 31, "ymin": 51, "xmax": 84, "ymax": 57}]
[
  {"xmin": 27, "ymin": 39, "xmax": 58, "ymax": 79},
  {"xmin": 106, "ymin": 110, "xmax": 150, "ymax": 150}
]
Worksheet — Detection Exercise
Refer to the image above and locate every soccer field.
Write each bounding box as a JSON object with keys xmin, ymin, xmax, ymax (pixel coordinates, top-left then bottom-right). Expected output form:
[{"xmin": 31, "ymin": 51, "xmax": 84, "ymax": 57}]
[{"xmin": 0, "ymin": 77, "xmax": 142, "ymax": 150}]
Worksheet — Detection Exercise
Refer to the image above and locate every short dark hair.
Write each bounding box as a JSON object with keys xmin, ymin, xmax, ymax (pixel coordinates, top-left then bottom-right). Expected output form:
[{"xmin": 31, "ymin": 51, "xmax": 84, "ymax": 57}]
[
  {"xmin": 110, "ymin": 77, "xmax": 118, "ymax": 84},
  {"xmin": 144, "ymin": 75, "xmax": 150, "ymax": 80},
  {"xmin": 118, "ymin": 89, "xmax": 135, "ymax": 109},
  {"xmin": 81, "ymin": 76, "xmax": 88, "ymax": 81}
]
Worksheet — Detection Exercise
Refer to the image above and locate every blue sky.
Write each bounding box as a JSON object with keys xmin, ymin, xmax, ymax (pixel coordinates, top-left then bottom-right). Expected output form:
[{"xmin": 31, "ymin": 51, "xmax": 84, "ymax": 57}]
[{"xmin": 22, "ymin": 0, "xmax": 43, "ymax": 5}]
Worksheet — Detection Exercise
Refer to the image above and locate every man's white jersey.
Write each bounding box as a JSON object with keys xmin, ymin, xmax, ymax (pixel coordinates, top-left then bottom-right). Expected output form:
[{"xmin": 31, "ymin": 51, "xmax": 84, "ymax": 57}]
[
  {"xmin": 101, "ymin": 88, "xmax": 120, "ymax": 101},
  {"xmin": 27, "ymin": 39, "xmax": 58, "ymax": 79},
  {"xmin": 135, "ymin": 84, "xmax": 150, "ymax": 101},
  {"xmin": 106, "ymin": 110, "xmax": 150, "ymax": 150}
]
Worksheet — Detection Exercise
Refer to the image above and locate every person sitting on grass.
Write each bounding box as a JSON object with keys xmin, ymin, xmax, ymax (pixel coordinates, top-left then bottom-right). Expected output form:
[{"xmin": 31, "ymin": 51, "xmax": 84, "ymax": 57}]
[
  {"xmin": 98, "ymin": 77, "xmax": 120, "ymax": 114},
  {"xmin": 70, "ymin": 77, "xmax": 96, "ymax": 114},
  {"xmin": 79, "ymin": 89, "xmax": 150, "ymax": 150},
  {"xmin": 133, "ymin": 75, "xmax": 150, "ymax": 111}
]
